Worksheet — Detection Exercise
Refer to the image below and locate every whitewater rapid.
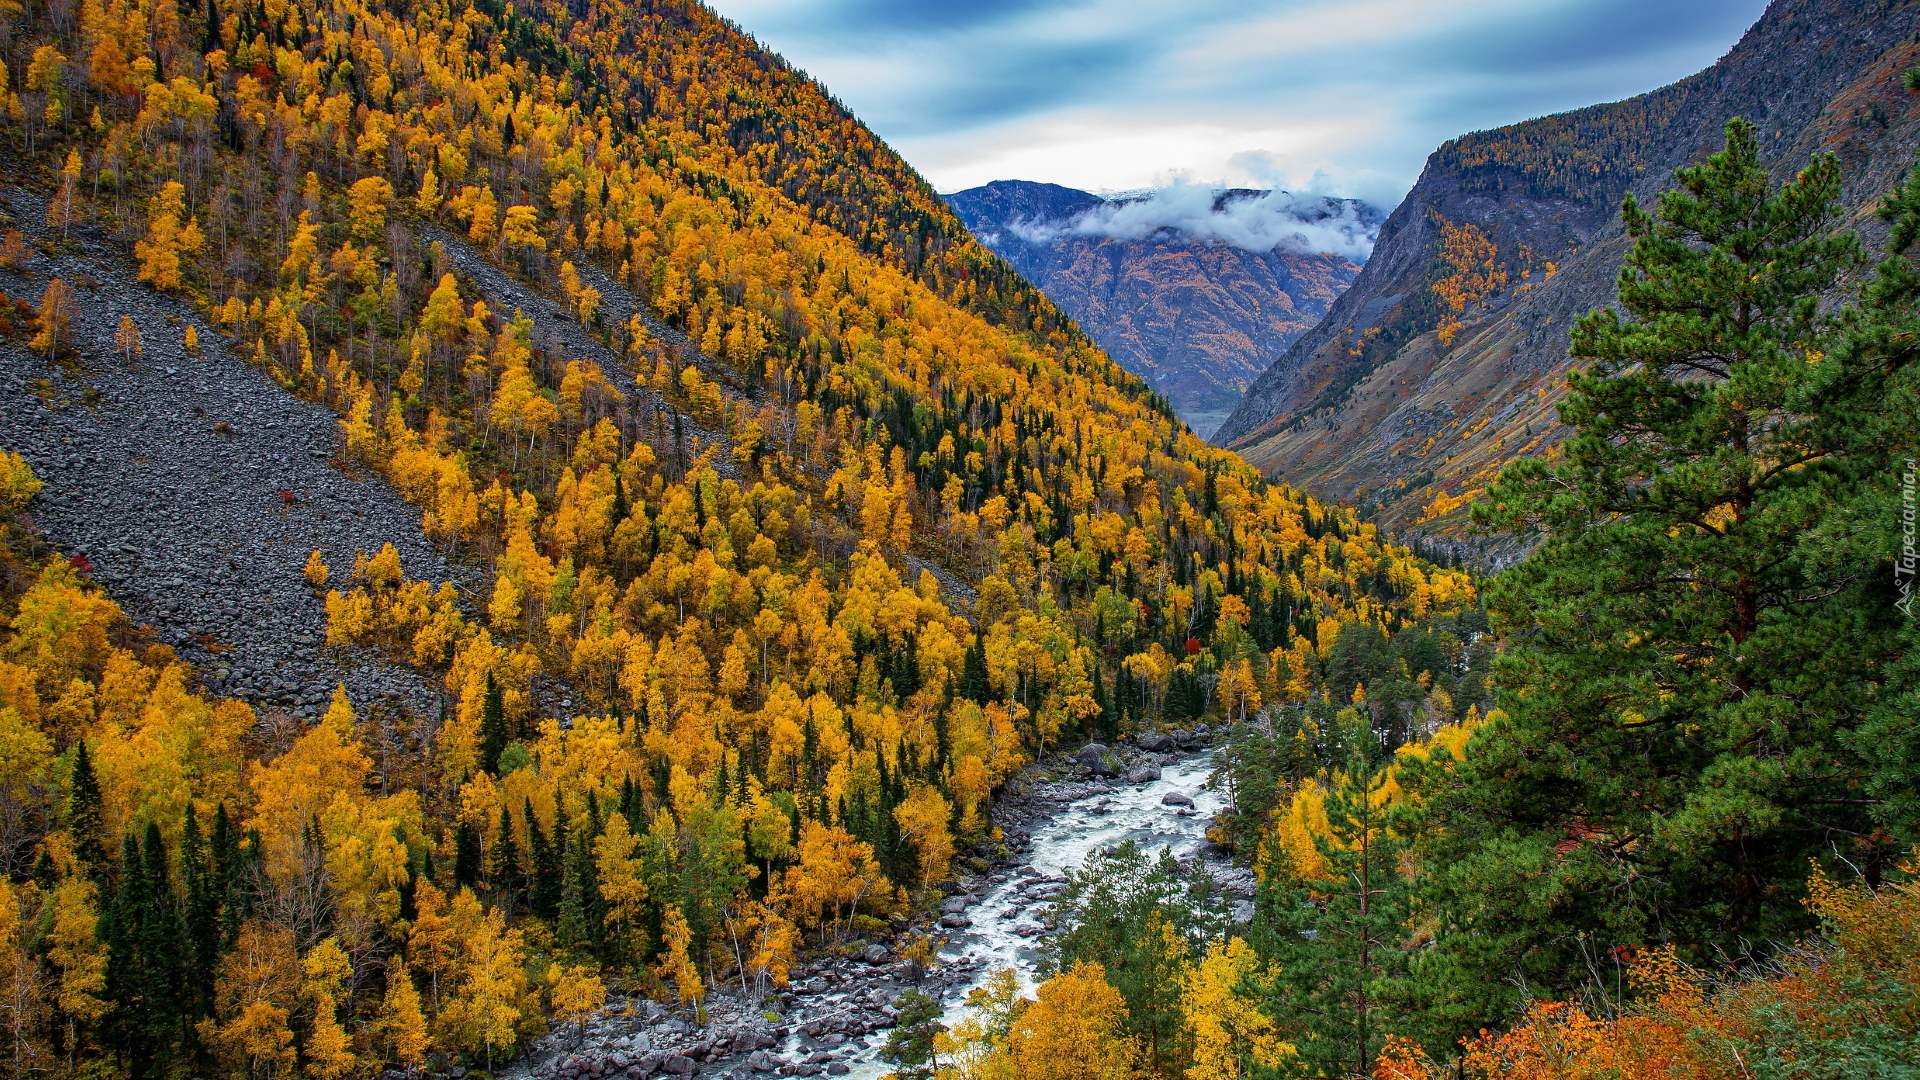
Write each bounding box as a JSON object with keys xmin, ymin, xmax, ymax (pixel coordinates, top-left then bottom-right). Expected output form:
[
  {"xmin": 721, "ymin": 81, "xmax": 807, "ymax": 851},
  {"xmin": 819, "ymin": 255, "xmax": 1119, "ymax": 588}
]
[{"xmin": 841, "ymin": 751, "xmax": 1229, "ymax": 1079}]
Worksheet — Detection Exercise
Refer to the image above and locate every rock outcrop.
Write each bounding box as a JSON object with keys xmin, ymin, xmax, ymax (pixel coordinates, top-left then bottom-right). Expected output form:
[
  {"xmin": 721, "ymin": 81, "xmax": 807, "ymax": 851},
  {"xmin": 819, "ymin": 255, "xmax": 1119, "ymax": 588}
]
[{"xmin": 1215, "ymin": 0, "xmax": 1920, "ymax": 563}]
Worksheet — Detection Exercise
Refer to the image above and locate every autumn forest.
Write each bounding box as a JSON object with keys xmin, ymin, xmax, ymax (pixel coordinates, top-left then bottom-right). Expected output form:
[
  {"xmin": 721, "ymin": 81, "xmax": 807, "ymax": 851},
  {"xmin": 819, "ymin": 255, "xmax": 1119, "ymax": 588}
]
[{"xmin": 0, "ymin": 0, "xmax": 1914, "ymax": 1077}]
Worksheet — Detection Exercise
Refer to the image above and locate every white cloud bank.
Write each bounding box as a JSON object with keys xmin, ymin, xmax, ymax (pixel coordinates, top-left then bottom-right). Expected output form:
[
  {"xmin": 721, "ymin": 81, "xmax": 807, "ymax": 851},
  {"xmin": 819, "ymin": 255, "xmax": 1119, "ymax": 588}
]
[{"xmin": 1009, "ymin": 183, "xmax": 1380, "ymax": 259}]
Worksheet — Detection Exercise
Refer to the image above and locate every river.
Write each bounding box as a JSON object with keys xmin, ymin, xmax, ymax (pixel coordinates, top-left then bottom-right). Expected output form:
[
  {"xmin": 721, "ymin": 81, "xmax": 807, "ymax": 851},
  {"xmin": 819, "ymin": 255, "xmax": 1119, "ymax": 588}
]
[{"xmin": 836, "ymin": 749, "xmax": 1232, "ymax": 1079}]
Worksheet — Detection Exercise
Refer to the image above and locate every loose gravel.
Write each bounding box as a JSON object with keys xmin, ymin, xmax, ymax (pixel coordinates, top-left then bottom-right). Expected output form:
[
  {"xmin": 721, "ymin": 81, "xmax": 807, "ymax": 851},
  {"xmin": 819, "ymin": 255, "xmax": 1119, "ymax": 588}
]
[{"xmin": 0, "ymin": 188, "xmax": 471, "ymax": 719}]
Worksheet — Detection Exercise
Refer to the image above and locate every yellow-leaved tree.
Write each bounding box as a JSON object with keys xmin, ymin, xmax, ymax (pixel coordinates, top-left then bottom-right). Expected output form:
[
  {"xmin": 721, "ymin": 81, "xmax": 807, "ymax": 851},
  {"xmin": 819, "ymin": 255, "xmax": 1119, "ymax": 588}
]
[
  {"xmin": 377, "ymin": 956, "xmax": 430, "ymax": 1068},
  {"xmin": 1001, "ymin": 962, "xmax": 1138, "ymax": 1080},
  {"xmin": 133, "ymin": 181, "xmax": 202, "ymax": 291},
  {"xmin": 593, "ymin": 814, "xmax": 648, "ymax": 963},
  {"xmin": 30, "ymin": 277, "xmax": 77, "ymax": 358},
  {"xmin": 660, "ymin": 905, "xmax": 705, "ymax": 1019},
  {"xmin": 892, "ymin": 782, "xmax": 955, "ymax": 888},
  {"xmin": 203, "ymin": 924, "xmax": 300, "ymax": 1079},
  {"xmin": 1180, "ymin": 938, "xmax": 1292, "ymax": 1080},
  {"xmin": 0, "ymin": 450, "xmax": 40, "ymax": 512},
  {"xmin": 545, "ymin": 963, "xmax": 605, "ymax": 1044},
  {"xmin": 299, "ymin": 937, "xmax": 356, "ymax": 1080},
  {"xmin": 46, "ymin": 875, "xmax": 109, "ymax": 1045}
]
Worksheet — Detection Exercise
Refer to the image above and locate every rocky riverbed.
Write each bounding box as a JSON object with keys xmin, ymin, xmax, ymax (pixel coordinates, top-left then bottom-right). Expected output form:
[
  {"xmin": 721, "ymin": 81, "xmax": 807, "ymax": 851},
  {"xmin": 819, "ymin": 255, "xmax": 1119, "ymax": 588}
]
[{"xmin": 500, "ymin": 728, "xmax": 1255, "ymax": 1080}]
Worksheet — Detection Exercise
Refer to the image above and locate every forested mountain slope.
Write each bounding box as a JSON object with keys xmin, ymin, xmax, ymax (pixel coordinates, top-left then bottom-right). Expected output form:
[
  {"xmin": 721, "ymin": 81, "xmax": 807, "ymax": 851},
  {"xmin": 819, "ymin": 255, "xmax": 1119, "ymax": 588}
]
[
  {"xmin": 946, "ymin": 180, "xmax": 1368, "ymax": 439},
  {"xmin": 0, "ymin": 0, "xmax": 1473, "ymax": 1072},
  {"xmin": 1215, "ymin": 0, "xmax": 1920, "ymax": 559}
]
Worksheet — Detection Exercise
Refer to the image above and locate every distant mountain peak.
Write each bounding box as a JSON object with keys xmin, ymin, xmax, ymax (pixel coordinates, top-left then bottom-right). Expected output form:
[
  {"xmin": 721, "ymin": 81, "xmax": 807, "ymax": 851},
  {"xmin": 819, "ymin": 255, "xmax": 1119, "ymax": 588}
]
[
  {"xmin": 958, "ymin": 181, "xmax": 1383, "ymax": 259},
  {"xmin": 947, "ymin": 180, "xmax": 1375, "ymax": 437}
]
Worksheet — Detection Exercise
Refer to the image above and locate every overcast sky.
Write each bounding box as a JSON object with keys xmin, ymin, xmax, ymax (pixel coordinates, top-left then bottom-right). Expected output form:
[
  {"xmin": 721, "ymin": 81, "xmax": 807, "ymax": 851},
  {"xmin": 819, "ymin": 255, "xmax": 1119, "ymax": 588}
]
[{"xmin": 704, "ymin": 0, "xmax": 1773, "ymax": 206}]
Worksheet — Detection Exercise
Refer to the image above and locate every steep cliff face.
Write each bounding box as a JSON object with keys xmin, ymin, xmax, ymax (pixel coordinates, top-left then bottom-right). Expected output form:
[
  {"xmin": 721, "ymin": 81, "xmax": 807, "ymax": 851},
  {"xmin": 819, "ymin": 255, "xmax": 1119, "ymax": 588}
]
[
  {"xmin": 947, "ymin": 181, "xmax": 1369, "ymax": 438},
  {"xmin": 1215, "ymin": 0, "xmax": 1920, "ymax": 560}
]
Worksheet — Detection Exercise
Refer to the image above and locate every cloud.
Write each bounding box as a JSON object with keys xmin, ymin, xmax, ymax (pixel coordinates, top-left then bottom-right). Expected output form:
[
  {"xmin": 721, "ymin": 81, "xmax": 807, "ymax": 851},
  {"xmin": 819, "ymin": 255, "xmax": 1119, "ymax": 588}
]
[
  {"xmin": 707, "ymin": 0, "xmax": 1771, "ymax": 202},
  {"xmin": 1009, "ymin": 183, "xmax": 1380, "ymax": 259}
]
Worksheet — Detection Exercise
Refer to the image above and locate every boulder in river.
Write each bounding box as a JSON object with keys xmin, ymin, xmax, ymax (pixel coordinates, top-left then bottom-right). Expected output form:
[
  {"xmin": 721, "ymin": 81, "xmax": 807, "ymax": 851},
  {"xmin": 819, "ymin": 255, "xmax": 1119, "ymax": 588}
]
[
  {"xmin": 862, "ymin": 943, "xmax": 890, "ymax": 964},
  {"xmin": 732, "ymin": 1028, "xmax": 778, "ymax": 1051},
  {"xmin": 940, "ymin": 913, "xmax": 973, "ymax": 929},
  {"xmin": 1161, "ymin": 791, "xmax": 1194, "ymax": 807},
  {"xmin": 1126, "ymin": 764, "xmax": 1162, "ymax": 784},
  {"xmin": 1135, "ymin": 732, "xmax": 1173, "ymax": 752},
  {"xmin": 1072, "ymin": 743, "xmax": 1118, "ymax": 777}
]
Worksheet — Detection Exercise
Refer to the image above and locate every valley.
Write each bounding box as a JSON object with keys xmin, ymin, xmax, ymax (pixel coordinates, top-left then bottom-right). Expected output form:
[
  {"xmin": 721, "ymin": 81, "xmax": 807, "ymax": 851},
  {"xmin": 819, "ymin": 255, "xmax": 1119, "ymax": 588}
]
[
  {"xmin": 0, "ymin": 0, "xmax": 1910, "ymax": 1076},
  {"xmin": 946, "ymin": 181, "xmax": 1374, "ymax": 439}
]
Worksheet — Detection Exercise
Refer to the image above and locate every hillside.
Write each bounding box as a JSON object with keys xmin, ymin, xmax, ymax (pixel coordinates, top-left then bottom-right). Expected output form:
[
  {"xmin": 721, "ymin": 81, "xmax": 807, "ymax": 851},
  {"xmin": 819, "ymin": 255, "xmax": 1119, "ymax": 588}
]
[
  {"xmin": 1214, "ymin": 0, "xmax": 1920, "ymax": 559},
  {"xmin": 0, "ymin": 0, "xmax": 1473, "ymax": 1073},
  {"xmin": 947, "ymin": 181, "xmax": 1371, "ymax": 438}
]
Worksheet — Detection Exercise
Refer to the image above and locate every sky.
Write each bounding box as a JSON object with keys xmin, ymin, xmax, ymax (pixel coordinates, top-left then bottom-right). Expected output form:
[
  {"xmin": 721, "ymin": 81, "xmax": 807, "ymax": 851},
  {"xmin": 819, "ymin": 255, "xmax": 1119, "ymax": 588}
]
[{"xmin": 703, "ymin": 0, "xmax": 1773, "ymax": 207}]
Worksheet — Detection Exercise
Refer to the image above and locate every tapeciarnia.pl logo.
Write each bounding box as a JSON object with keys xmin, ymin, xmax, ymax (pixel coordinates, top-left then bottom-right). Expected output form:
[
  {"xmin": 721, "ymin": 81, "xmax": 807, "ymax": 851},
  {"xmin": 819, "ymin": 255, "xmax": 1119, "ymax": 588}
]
[{"xmin": 1900, "ymin": 458, "xmax": 1917, "ymax": 618}]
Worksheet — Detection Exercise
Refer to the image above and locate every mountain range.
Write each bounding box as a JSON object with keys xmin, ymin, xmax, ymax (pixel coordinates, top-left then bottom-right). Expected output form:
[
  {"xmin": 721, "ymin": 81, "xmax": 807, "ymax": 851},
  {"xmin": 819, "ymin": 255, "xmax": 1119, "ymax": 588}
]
[
  {"xmin": 945, "ymin": 181, "xmax": 1379, "ymax": 438},
  {"xmin": 0, "ymin": 0, "xmax": 1910, "ymax": 1073}
]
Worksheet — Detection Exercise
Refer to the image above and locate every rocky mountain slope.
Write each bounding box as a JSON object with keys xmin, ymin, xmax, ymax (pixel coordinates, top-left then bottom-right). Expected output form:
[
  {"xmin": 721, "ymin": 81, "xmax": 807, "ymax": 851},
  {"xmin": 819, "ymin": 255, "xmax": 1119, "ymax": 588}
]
[
  {"xmin": 1214, "ymin": 0, "xmax": 1920, "ymax": 559},
  {"xmin": 0, "ymin": 188, "xmax": 466, "ymax": 723},
  {"xmin": 946, "ymin": 181, "xmax": 1372, "ymax": 438}
]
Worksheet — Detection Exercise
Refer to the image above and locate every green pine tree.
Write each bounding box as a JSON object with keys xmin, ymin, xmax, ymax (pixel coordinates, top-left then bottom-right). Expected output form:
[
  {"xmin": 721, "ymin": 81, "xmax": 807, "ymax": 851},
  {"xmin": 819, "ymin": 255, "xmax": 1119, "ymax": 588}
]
[
  {"xmin": 1413, "ymin": 118, "xmax": 1909, "ymax": 1039},
  {"xmin": 1046, "ymin": 841, "xmax": 1223, "ymax": 1073},
  {"xmin": 453, "ymin": 821, "xmax": 484, "ymax": 892},
  {"xmin": 960, "ymin": 637, "xmax": 991, "ymax": 703},
  {"xmin": 878, "ymin": 991, "xmax": 946, "ymax": 1080},
  {"xmin": 527, "ymin": 799, "xmax": 561, "ymax": 921},
  {"xmin": 181, "ymin": 805, "xmax": 220, "ymax": 1023},
  {"xmin": 555, "ymin": 833, "xmax": 599, "ymax": 960},
  {"xmin": 106, "ymin": 825, "xmax": 186, "ymax": 1078},
  {"xmin": 1838, "ymin": 159, "xmax": 1920, "ymax": 834},
  {"xmin": 68, "ymin": 740, "xmax": 106, "ymax": 876},
  {"xmin": 490, "ymin": 802, "xmax": 523, "ymax": 910},
  {"xmin": 478, "ymin": 671, "xmax": 509, "ymax": 776}
]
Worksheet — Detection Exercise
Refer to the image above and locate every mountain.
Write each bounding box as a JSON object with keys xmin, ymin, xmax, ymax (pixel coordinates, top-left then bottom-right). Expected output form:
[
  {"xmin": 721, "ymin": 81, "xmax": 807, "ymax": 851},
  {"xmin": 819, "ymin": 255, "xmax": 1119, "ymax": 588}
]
[
  {"xmin": 946, "ymin": 180, "xmax": 1377, "ymax": 438},
  {"xmin": 1214, "ymin": 0, "xmax": 1920, "ymax": 559},
  {"xmin": 0, "ymin": 0, "xmax": 1473, "ymax": 1070}
]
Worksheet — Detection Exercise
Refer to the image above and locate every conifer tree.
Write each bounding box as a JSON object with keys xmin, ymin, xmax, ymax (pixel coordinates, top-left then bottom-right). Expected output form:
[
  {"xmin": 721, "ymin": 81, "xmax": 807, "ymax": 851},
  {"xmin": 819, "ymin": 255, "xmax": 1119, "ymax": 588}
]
[
  {"xmin": 1837, "ymin": 160, "xmax": 1920, "ymax": 833},
  {"xmin": 453, "ymin": 822, "xmax": 483, "ymax": 892},
  {"xmin": 527, "ymin": 800, "xmax": 561, "ymax": 921},
  {"xmin": 879, "ymin": 991, "xmax": 945, "ymax": 1080},
  {"xmin": 181, "ymin": 805, "xmax": 220, "ymax": 1023},
  {"xmin": 1046, "ymin": 842, "xmax": 1221, "ymax": 1072},
  {"xmin": 556, "ymin": 835, "xmax": 595, "ymax": 960},
  {"xmin": 67, "ymin": 741, "xmax": 106, "ymax": 877},
  {"xmin": 478, "ymin": 672, "xmax": 509, "ymax": 775},
  {"xmin": 209, "ymin": 806, "xmax": 249, "ymax": 945},
  {"xmin": 106, "ymin": 826, "xmax": 185, "ymax": 1078},
  {"xmin": 490, "ymin": 802, "xmax": 523, "ymax": 910},
  {"xmin": 960, "ymin": 638, "xmax": 991, "ymax": 703},
  {"xmin": 1420, "ymin": 118, "xmax": 1908, "ymax": 1034}
]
